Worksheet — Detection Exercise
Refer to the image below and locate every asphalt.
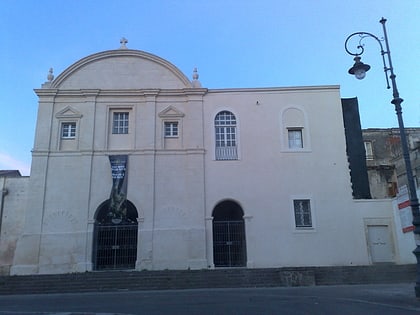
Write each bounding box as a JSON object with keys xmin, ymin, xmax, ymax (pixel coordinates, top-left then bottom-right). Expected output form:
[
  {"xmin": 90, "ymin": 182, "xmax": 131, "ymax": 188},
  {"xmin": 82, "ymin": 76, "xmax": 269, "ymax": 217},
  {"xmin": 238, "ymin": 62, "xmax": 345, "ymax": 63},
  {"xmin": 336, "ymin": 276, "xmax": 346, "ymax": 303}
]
[{"xmin": 1, "ymin": 283, "xmax": 420, "ymax": 314}]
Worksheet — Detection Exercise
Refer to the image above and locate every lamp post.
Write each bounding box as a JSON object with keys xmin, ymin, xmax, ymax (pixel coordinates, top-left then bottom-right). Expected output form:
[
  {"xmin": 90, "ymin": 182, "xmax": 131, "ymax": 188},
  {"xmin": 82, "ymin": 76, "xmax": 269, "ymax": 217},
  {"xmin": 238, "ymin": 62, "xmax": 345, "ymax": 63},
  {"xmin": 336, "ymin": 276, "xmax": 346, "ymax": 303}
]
[{"xmin": 345, "ymin": 18, "xmax": 420, "ymax": 298}]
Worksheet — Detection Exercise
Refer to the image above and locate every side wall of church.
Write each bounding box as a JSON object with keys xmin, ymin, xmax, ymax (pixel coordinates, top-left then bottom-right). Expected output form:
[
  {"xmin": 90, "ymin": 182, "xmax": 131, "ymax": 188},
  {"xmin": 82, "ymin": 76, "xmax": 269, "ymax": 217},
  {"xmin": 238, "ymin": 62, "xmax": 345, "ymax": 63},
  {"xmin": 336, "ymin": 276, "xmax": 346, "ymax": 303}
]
[{"xmin": 203, "ymin": 87, "xmax": 380, "ymax": 267}]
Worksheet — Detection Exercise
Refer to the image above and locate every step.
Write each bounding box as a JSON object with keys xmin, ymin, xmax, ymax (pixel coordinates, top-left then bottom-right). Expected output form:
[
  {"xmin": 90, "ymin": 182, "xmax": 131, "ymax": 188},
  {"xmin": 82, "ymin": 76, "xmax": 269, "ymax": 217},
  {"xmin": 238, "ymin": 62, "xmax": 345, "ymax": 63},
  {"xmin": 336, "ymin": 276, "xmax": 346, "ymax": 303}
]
[{"xmin": 0, "ymin": 265, "xmax": 416, "ymax": 295}]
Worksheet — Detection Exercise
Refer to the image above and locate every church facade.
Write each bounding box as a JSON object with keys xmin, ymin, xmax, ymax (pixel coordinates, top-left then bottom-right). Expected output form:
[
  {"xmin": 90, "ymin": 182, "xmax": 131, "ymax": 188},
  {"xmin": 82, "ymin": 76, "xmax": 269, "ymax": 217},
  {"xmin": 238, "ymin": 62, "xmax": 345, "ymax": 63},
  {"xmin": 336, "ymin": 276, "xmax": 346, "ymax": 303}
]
[{"xmin": 2, "ymin": 42, "xmax": 415, "ymax": 275}]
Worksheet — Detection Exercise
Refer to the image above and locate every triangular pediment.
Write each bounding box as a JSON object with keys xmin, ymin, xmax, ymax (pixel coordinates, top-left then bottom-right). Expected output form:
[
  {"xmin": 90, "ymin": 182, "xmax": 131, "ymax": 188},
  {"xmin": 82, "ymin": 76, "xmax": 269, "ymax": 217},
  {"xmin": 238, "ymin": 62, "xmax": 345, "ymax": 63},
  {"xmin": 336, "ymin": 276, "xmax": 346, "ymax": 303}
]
[
  {"xmin": 55, "ymin": 106, "xmax": 83, "ymax": 119},
  {"xmin": 158, "ymin": 106, "xmax": 185, "ymax": 118}
]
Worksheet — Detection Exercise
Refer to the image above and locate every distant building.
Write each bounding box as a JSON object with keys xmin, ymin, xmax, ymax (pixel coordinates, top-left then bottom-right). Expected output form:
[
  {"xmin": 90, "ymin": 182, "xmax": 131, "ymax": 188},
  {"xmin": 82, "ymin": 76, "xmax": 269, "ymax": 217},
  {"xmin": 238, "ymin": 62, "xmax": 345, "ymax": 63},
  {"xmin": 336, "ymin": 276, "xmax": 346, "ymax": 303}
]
[
  {"xmin": 0, "ymin": 42, "xmax": 416, "ymax": 275},
  {"xmin": 0, "ymin": 170, "xmax": 22, "ymax": 177},
  {"xmin": 362, "ymin": 128, "xmax": 420, "ymax": 199}
]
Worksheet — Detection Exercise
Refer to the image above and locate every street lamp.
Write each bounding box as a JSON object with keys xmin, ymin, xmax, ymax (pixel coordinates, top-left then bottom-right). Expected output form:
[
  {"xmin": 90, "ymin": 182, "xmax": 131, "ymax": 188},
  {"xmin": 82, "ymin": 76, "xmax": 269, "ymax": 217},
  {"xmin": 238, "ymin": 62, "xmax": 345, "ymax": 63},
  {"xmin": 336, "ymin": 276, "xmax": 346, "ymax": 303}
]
[{"xmin": 345, "ymin": 18, "xmax": 420, "ymax": 298}]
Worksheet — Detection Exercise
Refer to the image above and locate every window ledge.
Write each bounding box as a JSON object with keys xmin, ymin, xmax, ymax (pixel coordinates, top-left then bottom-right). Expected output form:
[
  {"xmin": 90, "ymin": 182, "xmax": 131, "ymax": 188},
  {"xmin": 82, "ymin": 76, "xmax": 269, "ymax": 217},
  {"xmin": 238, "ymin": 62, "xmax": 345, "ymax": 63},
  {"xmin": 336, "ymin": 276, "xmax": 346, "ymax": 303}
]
[
  {"xmin": 281, "ymin": 148, "xmax": 312, "ymax": 153},
  {"xmin": 294, "ymin": 227, "xmax": 316, "ymax": 233}
]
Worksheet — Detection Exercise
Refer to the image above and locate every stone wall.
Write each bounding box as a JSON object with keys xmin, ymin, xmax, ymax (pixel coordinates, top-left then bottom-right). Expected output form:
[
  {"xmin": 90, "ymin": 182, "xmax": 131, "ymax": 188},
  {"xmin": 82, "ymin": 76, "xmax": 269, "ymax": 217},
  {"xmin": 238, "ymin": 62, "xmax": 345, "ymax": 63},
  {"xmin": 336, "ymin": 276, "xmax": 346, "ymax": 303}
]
[{"xmin": 0, "ymin": 176, "xmax": 29, "ymax": 275}]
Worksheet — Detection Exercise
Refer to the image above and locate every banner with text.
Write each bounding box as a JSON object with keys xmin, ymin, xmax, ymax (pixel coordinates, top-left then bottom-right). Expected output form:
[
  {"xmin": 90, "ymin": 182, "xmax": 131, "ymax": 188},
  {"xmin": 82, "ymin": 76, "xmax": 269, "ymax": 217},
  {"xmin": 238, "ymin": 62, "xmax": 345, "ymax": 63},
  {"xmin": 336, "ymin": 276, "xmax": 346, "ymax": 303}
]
[
  {"xmin": 397, "ymin": 185, "xmax": 413, "ymax": 233},
  {"xmin": 108, "ymin": 155, "xmax": 128, "ymax": 224}
]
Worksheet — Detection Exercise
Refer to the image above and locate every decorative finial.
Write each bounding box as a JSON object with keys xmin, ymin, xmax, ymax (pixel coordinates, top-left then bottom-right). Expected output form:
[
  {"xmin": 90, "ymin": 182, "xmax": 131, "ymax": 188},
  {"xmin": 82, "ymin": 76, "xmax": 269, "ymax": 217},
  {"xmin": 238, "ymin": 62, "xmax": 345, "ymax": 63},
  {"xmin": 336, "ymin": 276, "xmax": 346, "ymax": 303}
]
[
  {"xmin": 193, "ymin": 67, "xmax": 199, "ymax": 80},
  {"xmin": 192, "ymin": 67, "xmax": 201, "ymax": 88},
  {"xmin": 120, "ymin": 37, "xmax": 128, "ymax": 49},
  {"xmin": 47, "ymin": 68, "xmax": 54, "ymax": 82}
]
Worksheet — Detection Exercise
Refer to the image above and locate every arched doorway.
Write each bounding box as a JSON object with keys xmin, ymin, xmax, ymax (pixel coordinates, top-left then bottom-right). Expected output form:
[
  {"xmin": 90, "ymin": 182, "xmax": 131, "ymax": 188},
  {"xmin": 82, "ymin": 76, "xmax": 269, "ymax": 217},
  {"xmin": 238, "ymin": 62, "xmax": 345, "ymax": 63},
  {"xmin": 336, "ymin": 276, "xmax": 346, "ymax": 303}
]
[
  {"xmin": 93, "ymin": 199, "xmax": 138, "ymax": 270},
  {"xmin": 212, "ymin": 200, "xmax": 247, "ymax": 267}
]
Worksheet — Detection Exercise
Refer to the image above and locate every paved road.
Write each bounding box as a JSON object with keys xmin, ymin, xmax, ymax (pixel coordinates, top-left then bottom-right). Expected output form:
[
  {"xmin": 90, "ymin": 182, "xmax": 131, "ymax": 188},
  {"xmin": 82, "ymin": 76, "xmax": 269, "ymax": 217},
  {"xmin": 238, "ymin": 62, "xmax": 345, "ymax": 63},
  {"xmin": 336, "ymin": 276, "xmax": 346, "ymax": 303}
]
[{"xmin": 1, "ymin": 283, "xmax": 420, "ymax": 315}]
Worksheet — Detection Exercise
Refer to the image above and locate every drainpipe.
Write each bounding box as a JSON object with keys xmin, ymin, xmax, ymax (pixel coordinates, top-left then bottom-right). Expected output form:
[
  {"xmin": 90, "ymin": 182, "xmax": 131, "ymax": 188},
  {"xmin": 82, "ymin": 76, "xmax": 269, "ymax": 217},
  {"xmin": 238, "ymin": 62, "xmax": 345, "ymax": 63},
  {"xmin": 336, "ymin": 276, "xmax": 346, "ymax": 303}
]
[{"xmin": 0, "ymin": 177, "xmax": 8, "ymax": 235}]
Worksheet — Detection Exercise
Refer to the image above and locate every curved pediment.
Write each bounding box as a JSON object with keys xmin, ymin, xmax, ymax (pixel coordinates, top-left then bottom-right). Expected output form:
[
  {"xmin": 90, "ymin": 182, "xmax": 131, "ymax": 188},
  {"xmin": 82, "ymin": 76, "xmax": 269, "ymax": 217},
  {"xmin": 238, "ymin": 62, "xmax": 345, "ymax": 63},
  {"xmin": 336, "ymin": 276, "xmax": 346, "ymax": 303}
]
[{"xmin": 51, "ymin": 49, "xmax": 193, "ymax": 89}]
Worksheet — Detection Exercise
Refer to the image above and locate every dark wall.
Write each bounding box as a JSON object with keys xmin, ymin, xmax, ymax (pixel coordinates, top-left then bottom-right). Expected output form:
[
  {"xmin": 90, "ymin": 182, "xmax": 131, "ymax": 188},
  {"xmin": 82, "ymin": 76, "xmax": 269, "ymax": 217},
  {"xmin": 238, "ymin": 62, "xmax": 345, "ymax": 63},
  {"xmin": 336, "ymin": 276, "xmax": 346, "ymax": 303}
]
[{"xmin": 341, "ymin": 98, "xmax": 372, "ymax": 199}]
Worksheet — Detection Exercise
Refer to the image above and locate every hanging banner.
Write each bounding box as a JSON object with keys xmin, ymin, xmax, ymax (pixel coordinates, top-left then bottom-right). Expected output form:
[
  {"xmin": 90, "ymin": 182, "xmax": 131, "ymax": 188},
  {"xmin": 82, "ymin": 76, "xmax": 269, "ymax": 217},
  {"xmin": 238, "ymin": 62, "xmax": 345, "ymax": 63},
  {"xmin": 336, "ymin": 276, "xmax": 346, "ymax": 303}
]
[
  {"xmin": 397, "ymin": 185, "xmax": 414, "ymax": 233},
  {"xmin": 108, "ymin": 155, "xmax": 128, "ymax": 224}
]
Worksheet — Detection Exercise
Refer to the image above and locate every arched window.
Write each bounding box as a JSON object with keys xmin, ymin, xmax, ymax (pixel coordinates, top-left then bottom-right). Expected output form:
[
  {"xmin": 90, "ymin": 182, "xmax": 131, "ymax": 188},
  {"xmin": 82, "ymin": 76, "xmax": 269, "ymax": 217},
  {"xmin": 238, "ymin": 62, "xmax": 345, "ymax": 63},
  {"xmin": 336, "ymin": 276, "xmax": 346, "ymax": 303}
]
[{"xmin": 215, "ymin": 111, "xmax": 238, "ymax": 160}]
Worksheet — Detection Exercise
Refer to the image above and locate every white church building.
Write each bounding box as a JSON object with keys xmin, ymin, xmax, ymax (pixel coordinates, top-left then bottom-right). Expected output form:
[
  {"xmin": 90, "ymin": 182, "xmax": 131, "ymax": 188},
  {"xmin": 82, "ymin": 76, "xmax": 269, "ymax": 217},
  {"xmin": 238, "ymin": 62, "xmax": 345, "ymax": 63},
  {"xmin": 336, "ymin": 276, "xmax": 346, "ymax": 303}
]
[{"xmin": 0, "ymin": 41, "xmax": 416, "ymax": 275}]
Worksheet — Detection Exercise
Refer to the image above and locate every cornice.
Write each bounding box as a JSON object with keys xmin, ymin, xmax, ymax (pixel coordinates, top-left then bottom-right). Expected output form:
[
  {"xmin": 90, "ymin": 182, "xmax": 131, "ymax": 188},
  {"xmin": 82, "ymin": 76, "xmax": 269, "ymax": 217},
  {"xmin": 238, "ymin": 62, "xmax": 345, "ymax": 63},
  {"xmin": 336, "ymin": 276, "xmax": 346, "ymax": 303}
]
[
  {"xmin": 34, "ymin": 89, "xmax": 58, "ymax": 97},
  {"xmin": 38, "ymin": 88, "xmax": 208, "ymax": 98},
  {"xmin": 32, "ymin": 149, "xmax": 206, "ymax": 157},
  {"xmin": 207, "ymin": 85, "xmax": 340, "ymax": 94}
]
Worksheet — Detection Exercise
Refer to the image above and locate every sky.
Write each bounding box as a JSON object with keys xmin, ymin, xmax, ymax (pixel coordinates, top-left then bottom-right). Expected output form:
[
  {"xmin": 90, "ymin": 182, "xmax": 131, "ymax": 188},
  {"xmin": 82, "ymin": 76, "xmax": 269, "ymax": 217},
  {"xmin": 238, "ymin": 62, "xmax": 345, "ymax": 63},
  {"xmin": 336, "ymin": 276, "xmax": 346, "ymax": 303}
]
[{"xmin": 1, "ymin": 0, "xmax": 419, "ymax": 176}]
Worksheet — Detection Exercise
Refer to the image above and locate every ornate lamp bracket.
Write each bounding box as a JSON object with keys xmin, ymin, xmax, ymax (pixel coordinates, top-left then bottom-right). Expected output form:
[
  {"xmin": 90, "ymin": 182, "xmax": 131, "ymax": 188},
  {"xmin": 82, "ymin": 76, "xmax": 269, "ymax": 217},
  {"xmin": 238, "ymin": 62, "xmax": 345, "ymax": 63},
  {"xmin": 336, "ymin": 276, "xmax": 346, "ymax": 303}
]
[{"xmin": 344, "ymin": 30, "xmax": 391, "ymax": 88}]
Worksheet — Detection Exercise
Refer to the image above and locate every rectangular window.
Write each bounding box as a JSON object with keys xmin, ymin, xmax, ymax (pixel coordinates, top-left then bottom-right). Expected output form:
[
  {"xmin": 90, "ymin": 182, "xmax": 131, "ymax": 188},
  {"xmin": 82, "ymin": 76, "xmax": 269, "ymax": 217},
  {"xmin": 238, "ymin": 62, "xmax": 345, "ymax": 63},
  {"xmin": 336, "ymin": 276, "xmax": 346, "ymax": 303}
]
[
  {"xmin": 216, "ymin": 127, "xmax": 237, "ymax": 147},
  {"xmin": 364, "ymin": 141, "xmax": 374, "ymax": 160},
  {"xmin": 215, "ymin": 127, "xmax": 238, "ymax": 160},
  {"xmin": 288, "ymin": 129, "xmax": 303, "ymax": 149},
  {"xmin": 113, "ymin": 112, "xmax": 129, "ymax": 134},
  {"xmin": 294, "ymin": 199, "xmax": 312, "ymax": 228},
  {"xmin": 164, "ymin": 121, "xmax": 178, "ymax": 137},
  {"xmin": 61, "ymin": 122, "xmax": 76, "ymax": 139}
]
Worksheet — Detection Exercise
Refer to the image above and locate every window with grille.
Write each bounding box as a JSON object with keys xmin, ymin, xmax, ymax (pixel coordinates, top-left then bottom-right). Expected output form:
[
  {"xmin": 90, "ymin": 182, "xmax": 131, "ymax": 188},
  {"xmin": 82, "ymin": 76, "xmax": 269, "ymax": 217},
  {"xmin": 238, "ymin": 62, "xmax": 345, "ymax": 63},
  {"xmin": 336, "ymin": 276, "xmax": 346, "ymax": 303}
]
[
  {"xmin": 113, "ymin": 112, "xmax": 129, "ymax": 134},
  {"xmin": 215, "ymin": 111, "xmax": 238, "ymax": 160},
  {"xmin": 61, "ymin": 122, "xmax": 76, "ymax": 139},
  {"xmin": 288, "ymin": 129, "xmax": 303, "ymax": 149},
  {"xmin": 164, "ymin": 121, "xmax": 178, "ymax": 137},
  {"xmin": 293, "ymin": 199, "xmax": 312, "ymax": 228}
]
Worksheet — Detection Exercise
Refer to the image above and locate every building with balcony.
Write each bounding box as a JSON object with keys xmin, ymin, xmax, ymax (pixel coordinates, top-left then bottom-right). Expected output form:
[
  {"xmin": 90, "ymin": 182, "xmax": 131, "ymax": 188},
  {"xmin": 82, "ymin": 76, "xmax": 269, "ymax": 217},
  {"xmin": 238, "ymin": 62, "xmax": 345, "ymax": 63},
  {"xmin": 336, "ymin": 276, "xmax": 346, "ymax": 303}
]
[{"xmin": 362, "ymin": 128, "xmax": 420, "ymax": 199}]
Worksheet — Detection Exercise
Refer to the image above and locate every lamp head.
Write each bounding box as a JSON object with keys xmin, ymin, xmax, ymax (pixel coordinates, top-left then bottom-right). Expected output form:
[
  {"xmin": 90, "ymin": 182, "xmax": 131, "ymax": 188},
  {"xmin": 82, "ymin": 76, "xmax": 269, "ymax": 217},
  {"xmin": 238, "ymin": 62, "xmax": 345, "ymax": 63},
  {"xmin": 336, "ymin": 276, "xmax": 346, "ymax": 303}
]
[{"xmin": 348, "ymin": 56, "xmax": 371, "ymax": 80}]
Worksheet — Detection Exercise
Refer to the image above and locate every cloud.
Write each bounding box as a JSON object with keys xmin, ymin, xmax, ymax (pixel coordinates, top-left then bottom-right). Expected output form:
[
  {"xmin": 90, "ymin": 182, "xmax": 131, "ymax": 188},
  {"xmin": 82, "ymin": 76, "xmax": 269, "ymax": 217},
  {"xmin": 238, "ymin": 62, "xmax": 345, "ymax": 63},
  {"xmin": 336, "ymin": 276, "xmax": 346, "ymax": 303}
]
[{"xmin": 0, "ymin": 152, "xmax": 31, "ymax": 176}]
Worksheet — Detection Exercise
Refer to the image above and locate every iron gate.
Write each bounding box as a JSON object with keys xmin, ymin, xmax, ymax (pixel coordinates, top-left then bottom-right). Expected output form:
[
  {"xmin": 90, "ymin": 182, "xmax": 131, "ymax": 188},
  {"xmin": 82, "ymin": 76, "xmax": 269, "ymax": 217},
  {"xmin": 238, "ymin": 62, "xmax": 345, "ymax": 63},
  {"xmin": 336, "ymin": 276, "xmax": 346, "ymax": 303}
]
[
  {"xmin": 93, "ymin": 223, "xmax": 138, "ymax": 270},
  {"xmin": 213, "ymin": 220, "xmax": 246, "ymax": 267}
]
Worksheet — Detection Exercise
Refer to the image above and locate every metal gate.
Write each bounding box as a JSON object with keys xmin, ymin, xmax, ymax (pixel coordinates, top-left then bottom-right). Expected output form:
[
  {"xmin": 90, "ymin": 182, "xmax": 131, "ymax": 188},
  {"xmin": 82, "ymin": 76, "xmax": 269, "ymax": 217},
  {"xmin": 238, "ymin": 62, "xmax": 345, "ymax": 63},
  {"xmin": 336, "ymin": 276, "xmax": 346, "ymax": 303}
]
[
  {"xmin": 213, "ymin": 220, "xmax": 246, "ymax": 267},
  {"xmin": 93, "ymin": 223, "xmax": 138, "ymax": 270}
]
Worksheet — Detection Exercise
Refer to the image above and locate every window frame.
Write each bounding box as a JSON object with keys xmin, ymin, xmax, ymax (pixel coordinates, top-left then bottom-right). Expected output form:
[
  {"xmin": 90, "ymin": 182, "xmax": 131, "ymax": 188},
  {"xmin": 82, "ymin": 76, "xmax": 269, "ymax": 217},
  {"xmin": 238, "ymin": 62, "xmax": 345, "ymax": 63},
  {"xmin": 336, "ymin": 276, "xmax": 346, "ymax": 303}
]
[
  {"xmin": 214, "ymin": 110, "xmax": 238, "ymax": 160},
  {"xmin": 112, "ymin": 111, "xmax": 129, "ymax": 134},
  {"xmin": 287, "ymin": 128, "xmax": 303, "ymax": 149},
  {"xmin": 290, "ymin": 197, "xmax": 316, "ymax": 232},
  {"xmin": 364, "ymin": 141, "xmax": 374, "ymax": 160},
  {"xmin": 164, "ymin": 121, "xmax": 179, "ymax": 138},
  {"xmin": 61, "ymin": 122, "xmax": 77, "ymax": 139}
]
